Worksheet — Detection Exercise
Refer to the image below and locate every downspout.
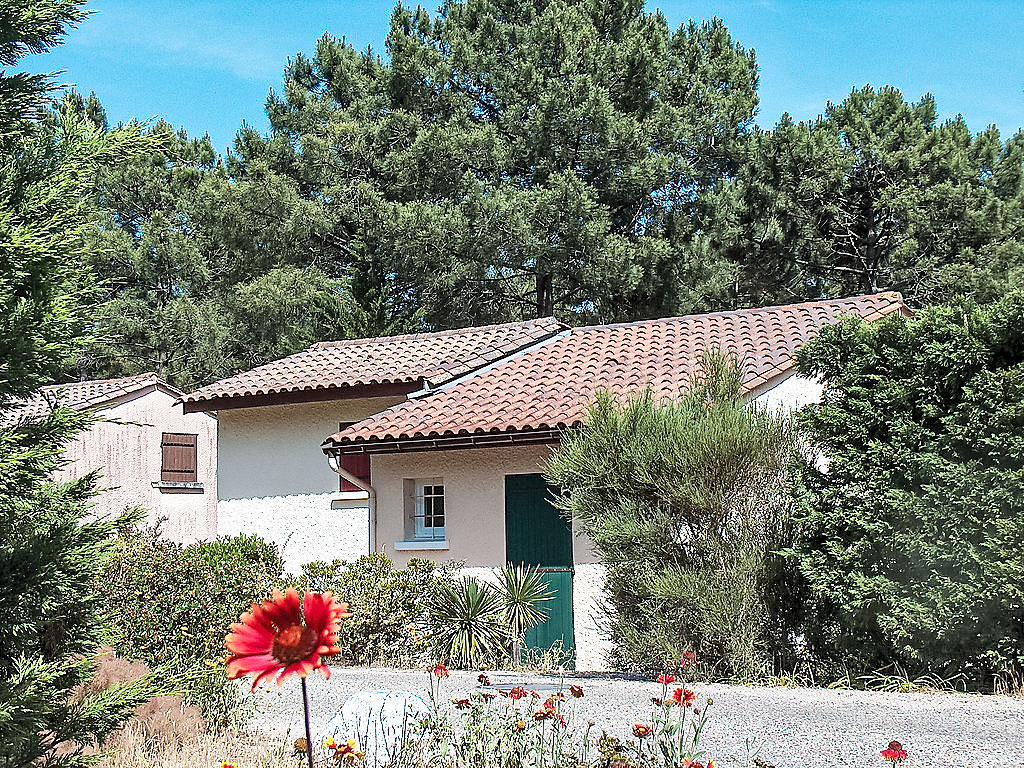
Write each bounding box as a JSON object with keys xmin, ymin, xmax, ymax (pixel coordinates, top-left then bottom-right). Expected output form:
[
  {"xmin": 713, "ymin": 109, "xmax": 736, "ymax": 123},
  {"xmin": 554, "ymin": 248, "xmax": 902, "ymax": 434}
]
[{"xmin": 327, "ymin": 454, "xmax": 377, "ymax": 555}]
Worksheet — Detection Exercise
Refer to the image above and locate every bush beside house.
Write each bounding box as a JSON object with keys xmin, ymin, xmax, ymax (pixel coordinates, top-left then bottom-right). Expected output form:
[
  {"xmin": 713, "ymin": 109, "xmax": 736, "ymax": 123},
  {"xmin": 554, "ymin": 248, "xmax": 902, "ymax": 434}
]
[
  {"xmin": 547, "ymin": 352, "xmax": 802, "ymax": 679},
  {"xmin": 791, "ymin": 292, "xmax": 1024, "ymax": 689},
  {"xmin": 99, "ymin": 525, "xmax": 286, "ymax": 728},
  {"xmin": 295, "ymin": 554, "xmax": 460, "ymax": 666}
]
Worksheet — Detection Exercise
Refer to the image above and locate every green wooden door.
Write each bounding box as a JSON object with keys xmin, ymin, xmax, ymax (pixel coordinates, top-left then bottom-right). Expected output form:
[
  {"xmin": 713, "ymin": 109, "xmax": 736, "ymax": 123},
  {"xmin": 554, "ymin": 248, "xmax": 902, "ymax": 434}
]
[{"xmin": 504, "ymin": 473, "xmax": 575, "ymax": 664}]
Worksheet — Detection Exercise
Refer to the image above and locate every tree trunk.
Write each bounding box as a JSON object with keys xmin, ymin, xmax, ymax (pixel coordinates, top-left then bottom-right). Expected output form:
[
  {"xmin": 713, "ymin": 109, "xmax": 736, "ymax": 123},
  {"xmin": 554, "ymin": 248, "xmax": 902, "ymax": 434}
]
[{"xmin": 535, "ymin": 272, "xmax": 554, "ymax": 318}]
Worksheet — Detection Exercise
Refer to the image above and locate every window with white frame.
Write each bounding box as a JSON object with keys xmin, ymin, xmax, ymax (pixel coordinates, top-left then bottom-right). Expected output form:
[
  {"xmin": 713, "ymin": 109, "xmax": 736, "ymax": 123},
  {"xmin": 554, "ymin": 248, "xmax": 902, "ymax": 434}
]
[{"xmin": 410, "ymin": 479, "xmax": 445, "ymax": 540}]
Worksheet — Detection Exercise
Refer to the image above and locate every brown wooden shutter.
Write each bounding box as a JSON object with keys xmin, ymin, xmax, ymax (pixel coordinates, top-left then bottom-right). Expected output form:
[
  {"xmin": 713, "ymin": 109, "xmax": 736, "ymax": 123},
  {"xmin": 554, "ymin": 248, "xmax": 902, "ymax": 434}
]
[
  {"xmin": 161, "ymin": 432, "xmax": 197, "ymax": 482},
  {"xmin": 337, "ymin": 423, "xmax": 370, "ymax": 491}
]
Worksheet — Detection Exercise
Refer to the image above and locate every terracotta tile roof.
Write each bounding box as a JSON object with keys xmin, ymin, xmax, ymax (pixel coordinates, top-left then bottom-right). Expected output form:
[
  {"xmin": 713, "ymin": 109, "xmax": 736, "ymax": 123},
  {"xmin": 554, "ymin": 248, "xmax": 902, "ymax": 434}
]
[
  {"xmin": 2, "ymin": 373, "xmax": 172, "ymax": 425},
  {"xmin": 324, "ymin": 293, "xmax": 907, "ymax": 451},
  {"xmin": 181, "ymin": 317, "xmax": 565, "ymax": 407}
]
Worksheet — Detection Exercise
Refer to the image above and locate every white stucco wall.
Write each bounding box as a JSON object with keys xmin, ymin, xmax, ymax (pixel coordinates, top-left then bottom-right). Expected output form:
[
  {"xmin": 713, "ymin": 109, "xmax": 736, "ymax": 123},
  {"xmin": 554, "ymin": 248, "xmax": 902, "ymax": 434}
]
[
  {"xmin": 57, "ymin": 386, "xmax": 218, "ymax": 544},
  {"xmin": 750, "ymin": 371, "xmax": 824, "ymax": 412},
  {"xmin": 218, "ymin": 492, "xmax": 371, "ymax": 575},
  {"xmin": 573, "ymin": 562, "xmax": 613, "ymax": 671},
  {"xmin": 215, "ymin": 397, "xmax": 402, "ymax": 572}
]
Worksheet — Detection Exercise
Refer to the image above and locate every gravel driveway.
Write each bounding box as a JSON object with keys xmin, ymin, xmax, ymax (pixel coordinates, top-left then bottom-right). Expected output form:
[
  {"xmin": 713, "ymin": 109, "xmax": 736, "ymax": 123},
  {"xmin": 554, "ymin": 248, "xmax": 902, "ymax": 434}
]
[{"xmin": 249, "ymin": 668, "xmax": 1024, "ymax": 767}]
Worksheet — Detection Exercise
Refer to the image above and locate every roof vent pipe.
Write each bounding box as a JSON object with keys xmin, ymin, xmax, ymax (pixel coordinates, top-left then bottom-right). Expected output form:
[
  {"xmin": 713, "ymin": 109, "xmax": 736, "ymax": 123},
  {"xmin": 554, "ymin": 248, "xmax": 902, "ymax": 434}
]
[{"xmin": 327, "ymin": 454, "xmax": 377, "ymax": 555}]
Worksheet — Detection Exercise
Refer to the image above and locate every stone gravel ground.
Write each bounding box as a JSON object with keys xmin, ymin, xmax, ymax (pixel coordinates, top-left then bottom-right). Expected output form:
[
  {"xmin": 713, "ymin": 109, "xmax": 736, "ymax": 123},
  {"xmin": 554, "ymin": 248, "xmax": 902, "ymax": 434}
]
[{"xmin": 249, "ymin": 668, "xmax": 1024, "ymax": 768}]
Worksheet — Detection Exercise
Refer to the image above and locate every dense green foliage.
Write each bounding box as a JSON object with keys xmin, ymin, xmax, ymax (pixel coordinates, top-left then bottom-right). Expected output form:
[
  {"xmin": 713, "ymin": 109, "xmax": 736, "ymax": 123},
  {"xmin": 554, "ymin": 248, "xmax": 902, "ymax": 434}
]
[
  {"xmin": 727, "ymin": 87, "xmax": 1024, "ymax": 306},
  {"xmin": 53, "ymin": 95, "xmax": 382, "ymax": 389},
  {"xmin": 233, "ymin": 0, "xmax": 758, "ymax": 327},
  {"xmin": 296, "ymin": 553, "xmax": 459, "ymax": 665},
  {"xmin": 546, "ymin": 354, "xmax": 800, "ymax": 678},
  {"xmin": 792, "ymin": 292, "xmax": 1024, "ymax": 688},
  {"xmin": 99, "ymin": 526, "xmax": 285, "ymax": 729},
  {"xmin": 0, "ymin": 2, "xmax": 155, "ymax": 764},
  {"xmin": 30, "ymin": 0, "xmax": 1019, "ymax": 391}
]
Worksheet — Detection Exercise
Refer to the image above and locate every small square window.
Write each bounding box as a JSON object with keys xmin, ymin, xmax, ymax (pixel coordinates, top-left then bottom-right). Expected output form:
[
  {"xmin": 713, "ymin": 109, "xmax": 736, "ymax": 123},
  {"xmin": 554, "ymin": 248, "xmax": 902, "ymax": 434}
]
[{"xmin": 407, "ymin": 479, "xmax": 445, "ymax": 541}]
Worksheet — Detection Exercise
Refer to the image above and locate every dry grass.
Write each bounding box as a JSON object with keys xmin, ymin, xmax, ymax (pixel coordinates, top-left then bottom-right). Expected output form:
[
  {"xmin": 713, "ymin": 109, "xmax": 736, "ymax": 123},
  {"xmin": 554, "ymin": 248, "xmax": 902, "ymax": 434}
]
[
  {"xmin": 993, "ymin": 668, "xmax": 1024, "ymax": 697},
  {"xmin": 97, "ymin": 724, "xmax": 296, "ymax": 768},
  {"xmin": 85, "ymin": 647, "xmax": 299, "ymax": 768}
]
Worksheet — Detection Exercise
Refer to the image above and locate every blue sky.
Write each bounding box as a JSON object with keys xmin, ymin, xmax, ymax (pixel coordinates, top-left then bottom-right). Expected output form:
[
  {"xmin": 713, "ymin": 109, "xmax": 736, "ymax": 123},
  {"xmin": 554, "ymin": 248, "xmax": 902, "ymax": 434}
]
[{"xmin": 24, "ymin": 0, "xmax": 1024, "ymax": 154}]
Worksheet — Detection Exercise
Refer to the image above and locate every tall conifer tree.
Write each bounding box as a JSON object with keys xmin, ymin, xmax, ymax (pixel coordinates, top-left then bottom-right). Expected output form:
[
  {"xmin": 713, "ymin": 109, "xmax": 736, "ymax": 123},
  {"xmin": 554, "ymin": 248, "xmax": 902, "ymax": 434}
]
[
  {"xmin": 233, "ymin": 0, "xmax": 759, "ymax": 327},
  {"xmin": 725, "ymin": 86, "xmax": 1024, "ymax": 306},
  {"xmin": 0, "ymin": 3, "xmax": 155, "ymax": 765}
]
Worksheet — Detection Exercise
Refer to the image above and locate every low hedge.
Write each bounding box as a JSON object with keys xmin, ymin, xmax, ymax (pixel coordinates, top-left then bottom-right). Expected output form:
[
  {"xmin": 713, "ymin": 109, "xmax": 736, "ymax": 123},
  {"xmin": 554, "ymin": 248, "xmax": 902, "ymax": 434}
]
[
  {"xmin": 99, "ymin": 524, "xmax": 285, "ymax": 728},
  {"xmin": 99, "ymin": 526, "xmax": 460, "ymax": 726}
]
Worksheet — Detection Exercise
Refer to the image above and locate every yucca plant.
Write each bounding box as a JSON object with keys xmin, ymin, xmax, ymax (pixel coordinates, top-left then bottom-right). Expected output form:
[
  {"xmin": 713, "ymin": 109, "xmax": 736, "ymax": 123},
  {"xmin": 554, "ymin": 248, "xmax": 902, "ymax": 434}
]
[
  {"xmin": 495, "ymin": 564, "xmax": 554, "ymax": 666},
  {"xmin": 429, "ymin": 577, "xmax": 507, "ymax": 667}
]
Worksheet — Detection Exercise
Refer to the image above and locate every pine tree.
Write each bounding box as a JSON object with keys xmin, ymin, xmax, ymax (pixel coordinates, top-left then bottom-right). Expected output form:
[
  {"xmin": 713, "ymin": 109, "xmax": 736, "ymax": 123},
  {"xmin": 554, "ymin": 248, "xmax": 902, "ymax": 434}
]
[
  {"xmin": 234, "ymin": 0, "xmax": 758, "ymax": 327},
  {"xmin": 0, "ymin": 4, "xmax": 156, "ymax": 765},
  {"xmin": 725, "ymin": 86, "xmax": 1024, "ymax": 306},
  {"xmin": 63, "ymin": 94, "xmax": 396, "ymax": 389}
]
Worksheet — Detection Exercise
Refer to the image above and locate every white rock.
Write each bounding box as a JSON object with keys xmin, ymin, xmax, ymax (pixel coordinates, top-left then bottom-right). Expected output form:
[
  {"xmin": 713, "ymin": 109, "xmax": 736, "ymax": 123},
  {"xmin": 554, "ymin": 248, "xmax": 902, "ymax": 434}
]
[{"xmin": 321, "ymin": 690, "xmax": 431, "ymax": 764}]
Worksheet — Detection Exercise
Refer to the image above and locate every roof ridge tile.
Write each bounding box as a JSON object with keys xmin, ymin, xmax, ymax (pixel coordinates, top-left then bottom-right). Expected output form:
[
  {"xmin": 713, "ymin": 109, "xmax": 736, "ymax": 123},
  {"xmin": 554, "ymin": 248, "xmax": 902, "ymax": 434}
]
[{"xmin": 310, "ymin": 316, "xmax": 562, "ymax": 349}]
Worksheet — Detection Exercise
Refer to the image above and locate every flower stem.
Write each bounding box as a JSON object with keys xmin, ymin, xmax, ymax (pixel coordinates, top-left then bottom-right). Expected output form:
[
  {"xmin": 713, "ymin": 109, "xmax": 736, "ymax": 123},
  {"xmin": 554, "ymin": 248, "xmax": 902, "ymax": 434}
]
[{"xmin": 301, "ymin": 677, "xmax": 314, "ymax": 768}]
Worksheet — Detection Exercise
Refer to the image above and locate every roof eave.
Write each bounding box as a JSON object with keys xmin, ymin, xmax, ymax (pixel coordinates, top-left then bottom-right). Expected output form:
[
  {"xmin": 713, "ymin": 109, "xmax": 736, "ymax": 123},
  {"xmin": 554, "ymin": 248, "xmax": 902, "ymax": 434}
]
[
  {"xmin": 182, "ymin": 379, "xmax": 424, "ymax": 413},
  {"xmin": 323, "ymin": 427, "xmax": 565, "ymax": 455}
]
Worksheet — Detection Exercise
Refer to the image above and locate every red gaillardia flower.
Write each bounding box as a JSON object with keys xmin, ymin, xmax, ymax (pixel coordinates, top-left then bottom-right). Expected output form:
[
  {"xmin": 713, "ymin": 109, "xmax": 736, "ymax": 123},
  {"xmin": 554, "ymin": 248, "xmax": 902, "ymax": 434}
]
[
  {"xmin": 680, "ymin": 650, "xmax": 698, "ymax": 668},
  {"xmin": 671, "ymin": 687, "xmax": 696, "ymax": 707},
  {"xmin": 632, "ymin": 723, "xmax": 653, "ymax": 738},
  {"xmin": 225, "ymin": 588, "xmax": 351, "ymax": 690},
  {"xmin": 881, "ymin": 741, "xmax": 908, "ymax": 763},
  {"xmin": 432, "ymin": 663, "xmax": 450, "ymax": 678},
  {"xmin": 569, "ymin": 684, "xmax": 584, "ymax": 698},
  {"xmin": 657, "ymin": 673, "xmax": 676, "ymax": 685}
]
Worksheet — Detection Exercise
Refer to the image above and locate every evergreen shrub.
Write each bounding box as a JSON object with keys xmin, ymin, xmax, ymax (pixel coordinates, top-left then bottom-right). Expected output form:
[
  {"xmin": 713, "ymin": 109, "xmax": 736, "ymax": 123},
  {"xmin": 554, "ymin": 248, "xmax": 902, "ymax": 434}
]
[
  {"xmin": 547, "ymin": 352, "xmax": 803, "ymax": 678},
  {"xmin": 792, "ymin": 292, "xmax": 1024, "ymax": 690}
]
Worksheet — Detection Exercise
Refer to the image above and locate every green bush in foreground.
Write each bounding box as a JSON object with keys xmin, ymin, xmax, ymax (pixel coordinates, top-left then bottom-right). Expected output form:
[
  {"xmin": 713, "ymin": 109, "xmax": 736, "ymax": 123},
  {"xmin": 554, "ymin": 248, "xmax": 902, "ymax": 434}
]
[
  {"xmin": 793, "ymin": 292, "xmax": 1024, "ymax": 689},
  {"xmin": 547, "ymin": 352, "xmax": 802, "ymax": 679},
  {"xmin": 99, "ymin": 526, "xmax": 285, "ymax": 729}
]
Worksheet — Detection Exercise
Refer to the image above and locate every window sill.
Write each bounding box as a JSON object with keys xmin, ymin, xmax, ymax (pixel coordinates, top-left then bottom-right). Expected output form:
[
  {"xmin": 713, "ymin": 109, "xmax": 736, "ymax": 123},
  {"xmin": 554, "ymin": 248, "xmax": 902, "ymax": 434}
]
[
  {"xmin": 152, "ymin": 481, "xmax": 204, "ymax": 494},
  {"xmin": 393, "ymin": 539, "xmax": 449, "ymax": 551}
]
